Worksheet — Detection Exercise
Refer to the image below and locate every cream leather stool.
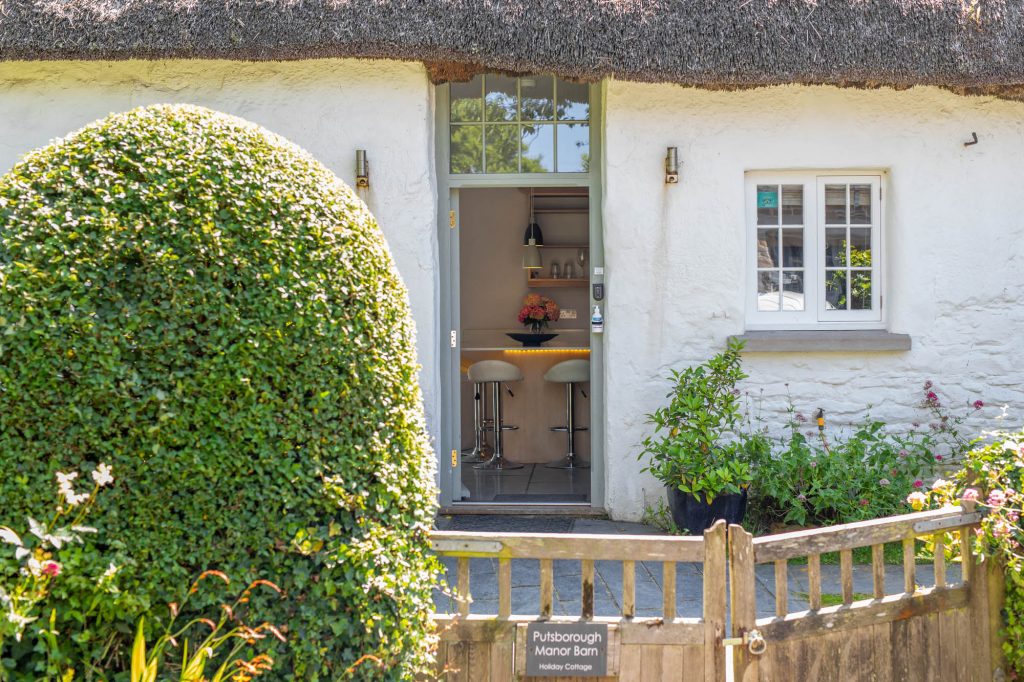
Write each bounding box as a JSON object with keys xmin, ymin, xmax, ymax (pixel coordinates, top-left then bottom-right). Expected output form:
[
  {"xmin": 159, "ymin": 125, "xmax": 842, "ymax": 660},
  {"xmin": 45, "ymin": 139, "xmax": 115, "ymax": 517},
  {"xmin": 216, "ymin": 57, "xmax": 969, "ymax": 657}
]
[
  {"xmin": 468, "ymin": 360, "xmax": 524, "ymax": 470},
  {"xmin": 544, "ymin": 359, "xmax": 590, "ymax": 469}
]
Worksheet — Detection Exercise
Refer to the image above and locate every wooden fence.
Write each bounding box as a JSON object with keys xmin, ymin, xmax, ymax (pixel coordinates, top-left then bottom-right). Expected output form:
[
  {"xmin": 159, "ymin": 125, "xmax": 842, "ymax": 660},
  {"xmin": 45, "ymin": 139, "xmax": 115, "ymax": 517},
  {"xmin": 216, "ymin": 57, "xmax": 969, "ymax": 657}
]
[
  {"xmin": 431, "ymin": 526, "xmax": 726, "ymax": 681},
  {"xmin": 731, "ymin": 506, "xmax": 1005, "ymax": 682},
  {"xmin": 431, "ymin": 506, "xmax": 1005, "ymax": 681}
]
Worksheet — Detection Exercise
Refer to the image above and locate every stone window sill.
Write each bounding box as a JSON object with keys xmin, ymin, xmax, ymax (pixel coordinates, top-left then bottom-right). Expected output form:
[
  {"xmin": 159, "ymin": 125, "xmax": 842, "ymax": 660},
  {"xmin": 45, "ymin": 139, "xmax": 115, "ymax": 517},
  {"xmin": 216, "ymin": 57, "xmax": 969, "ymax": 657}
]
[{"xmin": 730, "ymin": 330, "xmax": 912, "ymax": 353}]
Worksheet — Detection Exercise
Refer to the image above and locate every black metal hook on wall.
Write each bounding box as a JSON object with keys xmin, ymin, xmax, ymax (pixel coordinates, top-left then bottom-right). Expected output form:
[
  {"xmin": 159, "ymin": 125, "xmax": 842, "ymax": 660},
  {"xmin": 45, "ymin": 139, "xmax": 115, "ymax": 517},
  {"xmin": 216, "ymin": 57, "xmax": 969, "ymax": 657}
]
[{"xmin": 964, "ymin": 132, "xmax": 979, "ymax": 147}]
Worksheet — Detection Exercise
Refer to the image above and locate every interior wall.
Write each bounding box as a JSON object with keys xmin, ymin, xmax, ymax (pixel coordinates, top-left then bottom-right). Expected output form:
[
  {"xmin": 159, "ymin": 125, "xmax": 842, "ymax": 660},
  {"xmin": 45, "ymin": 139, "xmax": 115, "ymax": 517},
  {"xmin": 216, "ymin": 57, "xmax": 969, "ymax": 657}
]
[
  {"xmin": 459, "ymin": 187, "xmax": 589, "ymax": 332},
  {"xmin": 602, "ymin": 82, "xmax": 1024, "ymax": 520}
]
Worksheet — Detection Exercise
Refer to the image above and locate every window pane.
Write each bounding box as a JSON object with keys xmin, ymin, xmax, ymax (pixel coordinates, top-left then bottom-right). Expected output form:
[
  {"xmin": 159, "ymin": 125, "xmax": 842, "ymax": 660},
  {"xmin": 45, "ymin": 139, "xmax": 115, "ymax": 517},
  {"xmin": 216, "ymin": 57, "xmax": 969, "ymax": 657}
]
[
  {"xmin": 520, "ymin": 123, "xmax": 554, "ymax": 172},
  {"xmin": 450, "ymin": 76, "xmax": 483, "ymax": 122},
  {"xmin": 825, "ymin": 184, "xmax": 847, "ymax": 224},
  {"xmin": 556, "ymin": 123, "xmax": 589, "ymax": 172},
  {"xmin": 757, "ymin": 185, "xmax": 779, "ymax": 225},
  {"xmin": 758, "ymin": 271, "xmax": 780, "ymax": 311},
  {"xmin": 850, "ymin": 184, "xmax": 872, "ymax": 224},
  {"xmin": 782, "ymin": 228, "xmax": 803, "ymax": 267},
  {"xmin": 557, "ymin": 80, "xmax": 589, "ymax": 121},
  {"xmin": 782, "ymin": 272, "xmax": 805, "ymax": 311},
  {"xmin": 851, "ymin": 272, "xmax": 872, "ymax": 310},
  {"xmin": 757, "ymin": 229, "xmax": 779, "ymax": 268},
  {"xmin": 484, "ymin": 75, "xmax": 518, "ymax": 122},
  {"xmin": 521, "ymin": 76, "xmax": 554, "ymax": 121},
  {"xmin": 450, "ymin": 125, "xmax": 483, "ymax": 173},
  {"xmin": 849, "ymin": 228, "xmax": 871, "ymax": 266},
  {"xmin": 825, "ymin": 270, "xmax": 847, "ymax": 310},
  {"xmin": 781, "ymin": 185, "xmax": 803, "ymax": 225},
  {"xmin": 484, "ymin": 125, "xmax": 520, "ymax": 173},
  {"xmin": 825, "ymin": 228, "xmax": 847, "ymax": 267}
]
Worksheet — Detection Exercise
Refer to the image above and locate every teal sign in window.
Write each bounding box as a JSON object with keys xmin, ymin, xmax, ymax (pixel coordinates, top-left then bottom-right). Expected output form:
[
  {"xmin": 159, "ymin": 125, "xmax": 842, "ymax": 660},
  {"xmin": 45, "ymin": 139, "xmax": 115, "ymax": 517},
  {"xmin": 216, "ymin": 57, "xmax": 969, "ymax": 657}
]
[{"xmin": 757, "ymin": 190, "xmax": 778, "ymax": 209}]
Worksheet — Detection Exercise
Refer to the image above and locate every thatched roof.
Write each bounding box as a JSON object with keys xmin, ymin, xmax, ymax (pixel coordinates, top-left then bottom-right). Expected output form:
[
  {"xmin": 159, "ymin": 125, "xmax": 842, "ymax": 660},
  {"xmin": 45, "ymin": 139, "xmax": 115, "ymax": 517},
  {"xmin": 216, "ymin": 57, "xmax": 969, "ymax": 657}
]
[{"xmin": 3, "ymin": 0, "xmax": 1024, "ymax": 97}]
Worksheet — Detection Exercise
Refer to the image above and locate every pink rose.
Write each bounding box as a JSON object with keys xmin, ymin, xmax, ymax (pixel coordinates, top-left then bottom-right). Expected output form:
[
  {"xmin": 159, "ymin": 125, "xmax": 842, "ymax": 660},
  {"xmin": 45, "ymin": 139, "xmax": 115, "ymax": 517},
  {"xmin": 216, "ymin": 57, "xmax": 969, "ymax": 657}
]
[
  {"xmin": 973, "ymin": 400, "xmax": 984, "ymax": 409},
  {"xmin": 913, "ymin": 479, "xmax": 924, "ymax": 488},
  {"xmin": 961, "ymin": 488, "xmax": 980, "ymax": 503},
  {"xmin": 42, "ymin": 561, "xmax": 61, "ymax": 577}
]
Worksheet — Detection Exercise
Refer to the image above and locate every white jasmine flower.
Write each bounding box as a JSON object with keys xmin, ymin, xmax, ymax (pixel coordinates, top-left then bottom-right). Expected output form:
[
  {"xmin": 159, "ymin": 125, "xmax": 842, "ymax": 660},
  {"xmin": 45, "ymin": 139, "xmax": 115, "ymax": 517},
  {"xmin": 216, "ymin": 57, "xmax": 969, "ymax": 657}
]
[
  {"xmin": 101, "ymin": 562, "xmax": 119, "ymax": 581},
  {"xmin": 91, "ymin": 463, "xmax": 113, "ymax": 487}
]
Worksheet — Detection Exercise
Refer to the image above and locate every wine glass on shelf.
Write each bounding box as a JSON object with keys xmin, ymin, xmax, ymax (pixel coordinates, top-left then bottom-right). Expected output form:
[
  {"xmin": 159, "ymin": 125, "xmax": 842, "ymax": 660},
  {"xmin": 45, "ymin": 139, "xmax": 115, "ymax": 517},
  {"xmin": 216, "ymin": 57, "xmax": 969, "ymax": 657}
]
[
  {"xmin": 576, "ymin": 248, "xmax": 587, "ymax": 275},
  {"xmin": 550, "ymin": 262, "xmax": 560, "ymax": 279}
]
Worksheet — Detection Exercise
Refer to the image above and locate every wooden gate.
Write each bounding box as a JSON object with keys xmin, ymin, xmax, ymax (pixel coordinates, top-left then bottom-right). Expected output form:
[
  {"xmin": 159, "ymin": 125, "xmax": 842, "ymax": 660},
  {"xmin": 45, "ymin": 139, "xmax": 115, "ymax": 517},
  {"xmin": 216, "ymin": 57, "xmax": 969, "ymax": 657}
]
[
  {"xmin": 431, "ymin": 523, "xmax": 727, "ymax": 681},
  {"xmin": 431, "ymin": 506, "xmax": 1005, "ymax": 681},
  {"xmin": 729, "ymin": 506, "xmax": 1005, "ymax": 681}
]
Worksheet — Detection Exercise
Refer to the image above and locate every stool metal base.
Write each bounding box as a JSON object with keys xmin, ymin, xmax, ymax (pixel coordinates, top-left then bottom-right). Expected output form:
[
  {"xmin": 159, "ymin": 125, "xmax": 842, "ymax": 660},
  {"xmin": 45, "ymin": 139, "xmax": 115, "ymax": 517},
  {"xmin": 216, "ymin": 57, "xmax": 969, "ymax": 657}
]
[
  {"xmin": 473, "ymin": 454, "xmax": 524, "ymax": 470},
  {"xmin": 545, "ymin": 455, "xmax": 589, "ymax": 470}
]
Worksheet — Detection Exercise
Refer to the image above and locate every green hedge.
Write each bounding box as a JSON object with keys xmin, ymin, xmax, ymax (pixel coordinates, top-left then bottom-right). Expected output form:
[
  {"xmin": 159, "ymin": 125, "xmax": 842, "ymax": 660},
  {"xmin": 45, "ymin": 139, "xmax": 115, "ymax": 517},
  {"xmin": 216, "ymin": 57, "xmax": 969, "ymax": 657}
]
[{"xmin": 0, "ymin": 105, "xmax": 439, "ymax": 680}]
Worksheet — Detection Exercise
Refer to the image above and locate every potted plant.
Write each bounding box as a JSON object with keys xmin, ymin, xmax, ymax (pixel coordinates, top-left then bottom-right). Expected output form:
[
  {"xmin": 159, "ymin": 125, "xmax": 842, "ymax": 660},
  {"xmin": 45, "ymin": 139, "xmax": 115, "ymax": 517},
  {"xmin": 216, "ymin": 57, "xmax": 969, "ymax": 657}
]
[{"xmin": 639, "ymin": 339, "xmax": 764, "ymax": 533}]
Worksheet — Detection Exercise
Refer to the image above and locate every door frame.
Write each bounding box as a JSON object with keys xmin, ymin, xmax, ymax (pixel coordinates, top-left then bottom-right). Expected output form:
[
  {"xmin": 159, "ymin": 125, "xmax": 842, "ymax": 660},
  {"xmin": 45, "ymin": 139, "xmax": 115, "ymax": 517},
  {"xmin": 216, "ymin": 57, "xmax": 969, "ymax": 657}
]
[{"xmin": 434, "ymin": 79, "xmax": 606, "ymax": 511}]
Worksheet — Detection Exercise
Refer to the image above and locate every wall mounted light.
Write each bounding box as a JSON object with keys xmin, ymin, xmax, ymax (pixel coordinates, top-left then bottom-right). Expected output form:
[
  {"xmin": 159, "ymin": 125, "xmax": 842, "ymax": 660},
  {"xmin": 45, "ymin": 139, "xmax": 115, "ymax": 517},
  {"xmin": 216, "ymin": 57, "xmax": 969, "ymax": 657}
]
[
  {"xmin": 355, "ymin": 149, "xmax": 369, "ymax": 189},
  {"xmin": 665, "ymin": 147, "xmax": 679, "ymax": 184}
]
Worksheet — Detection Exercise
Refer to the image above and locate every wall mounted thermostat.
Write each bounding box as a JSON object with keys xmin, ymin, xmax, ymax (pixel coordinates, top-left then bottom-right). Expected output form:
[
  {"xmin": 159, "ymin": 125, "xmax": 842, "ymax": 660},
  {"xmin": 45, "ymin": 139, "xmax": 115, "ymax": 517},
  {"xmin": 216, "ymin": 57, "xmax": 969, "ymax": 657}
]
[{"xmin": 593, "ymin": 283, "xmax": 605, "ymax": 301}]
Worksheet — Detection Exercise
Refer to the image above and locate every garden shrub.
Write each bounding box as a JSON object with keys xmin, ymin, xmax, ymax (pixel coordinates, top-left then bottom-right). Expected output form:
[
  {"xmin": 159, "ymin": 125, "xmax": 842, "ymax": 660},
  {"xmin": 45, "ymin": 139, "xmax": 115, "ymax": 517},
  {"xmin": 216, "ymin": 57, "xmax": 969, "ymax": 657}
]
[
  {"xmin": 745, "ymin": 382, "xmax": 981, "ymax": 533},
  {"xmin": 0, "ymin": 105, "xmax": 439, "ymax": 680}
]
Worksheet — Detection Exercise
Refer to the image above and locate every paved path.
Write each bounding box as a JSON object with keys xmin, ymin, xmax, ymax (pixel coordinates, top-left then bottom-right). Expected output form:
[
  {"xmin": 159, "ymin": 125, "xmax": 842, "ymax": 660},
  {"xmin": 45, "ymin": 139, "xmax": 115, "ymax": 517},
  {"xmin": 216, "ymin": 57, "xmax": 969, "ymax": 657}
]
[{"xmin": 433, "ymin": 516, "xmax": 960, "ymax": 620}]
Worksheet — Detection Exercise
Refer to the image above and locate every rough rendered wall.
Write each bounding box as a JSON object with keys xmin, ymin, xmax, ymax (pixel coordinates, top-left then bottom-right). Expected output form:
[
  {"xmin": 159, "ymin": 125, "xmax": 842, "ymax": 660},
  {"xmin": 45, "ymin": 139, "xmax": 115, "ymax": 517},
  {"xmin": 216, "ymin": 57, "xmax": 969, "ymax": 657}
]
[
  {"xmin": 603, "ymin": 82, "xmax": 1024, "ymax": 520},
  {"xmin": 0, "ymin": 59, "xmax": 441, "ymax": 461}
]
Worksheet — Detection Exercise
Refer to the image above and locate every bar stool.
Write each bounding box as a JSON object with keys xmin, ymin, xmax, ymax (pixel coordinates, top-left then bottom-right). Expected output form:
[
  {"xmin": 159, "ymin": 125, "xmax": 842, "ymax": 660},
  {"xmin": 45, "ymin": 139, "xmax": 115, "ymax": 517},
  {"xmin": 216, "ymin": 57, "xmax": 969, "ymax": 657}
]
[
  {"xmin": 468, "ymin": 360, "xmax": 524, "ymax": 471},
  {"xmin": 544, "ymin": 359, "xmax": 590, "ymax": 469},
  {"xmin": 462, "ymin": 375, "xmax": 494, "ymax": 462}
]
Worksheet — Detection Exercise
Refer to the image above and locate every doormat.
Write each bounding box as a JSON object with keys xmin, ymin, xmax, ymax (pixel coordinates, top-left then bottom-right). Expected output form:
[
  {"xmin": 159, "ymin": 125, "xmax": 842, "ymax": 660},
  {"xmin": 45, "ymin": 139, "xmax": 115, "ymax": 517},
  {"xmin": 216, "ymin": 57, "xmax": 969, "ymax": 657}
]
[
  {"xmin": 492, "ymin": 494, "xmax": 590, "ymax": 504},
  {"xmin": 445, "ymin": 515, "xmax": 574, "ymax": 533}
]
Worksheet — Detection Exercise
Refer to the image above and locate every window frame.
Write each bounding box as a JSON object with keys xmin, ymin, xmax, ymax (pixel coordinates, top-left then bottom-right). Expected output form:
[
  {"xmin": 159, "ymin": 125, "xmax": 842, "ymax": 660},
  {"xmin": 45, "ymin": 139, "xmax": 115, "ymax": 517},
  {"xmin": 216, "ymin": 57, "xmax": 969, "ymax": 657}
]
[
  {"xmin": 447, "ymin": 74, "xmax": 591, "ymax": 175},
  {"xmin": 744, "ymin": 171, "xmax": 885, "ymax": 330}
]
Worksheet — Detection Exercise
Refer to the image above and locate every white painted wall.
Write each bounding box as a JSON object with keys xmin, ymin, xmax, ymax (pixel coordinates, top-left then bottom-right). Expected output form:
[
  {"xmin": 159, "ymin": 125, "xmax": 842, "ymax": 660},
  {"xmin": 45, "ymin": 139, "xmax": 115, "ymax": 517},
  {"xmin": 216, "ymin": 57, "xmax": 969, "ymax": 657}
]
[
  {"xmin": 4, "ymin": 62, "xmax": 1023, "ymax": 521},
  {"xmin": 0, "ymin": 59, "xmax": 442, "ymax": 465},
  {"xmin": 603, "ymin": 82, "xmax": 1024, "ymax": 520}
]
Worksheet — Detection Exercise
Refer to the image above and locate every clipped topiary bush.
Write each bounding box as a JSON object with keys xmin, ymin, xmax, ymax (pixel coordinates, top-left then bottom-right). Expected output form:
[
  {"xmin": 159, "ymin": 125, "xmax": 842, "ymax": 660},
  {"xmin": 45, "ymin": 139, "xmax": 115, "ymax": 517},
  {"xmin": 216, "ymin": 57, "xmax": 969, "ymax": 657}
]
[{"xmin": 0, "ymin": 105, "xmax": 439, "ymax": 680}]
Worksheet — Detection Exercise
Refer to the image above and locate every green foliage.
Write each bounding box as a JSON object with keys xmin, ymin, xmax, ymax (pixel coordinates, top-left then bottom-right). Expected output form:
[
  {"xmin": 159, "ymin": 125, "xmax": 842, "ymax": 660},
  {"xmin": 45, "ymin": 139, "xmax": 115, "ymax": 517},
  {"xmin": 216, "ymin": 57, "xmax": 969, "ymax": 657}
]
[
  {"xmin": 745, "ymin": 382, "xmax": 981, "ymax": 533},
  {"xmin": 0, "ymin": 105, "xmax": 439, "ymax": 680},
  {"xmin": 925, "ymin": 432, "xmax": 1024, "ymax": 676},
  {"xmin": 639, "ymin": 339, "xmax": 761, "ymax": 503},
  {"xmin": 745, "ymin": 415, "xmax": 940, "ymax": 532}
]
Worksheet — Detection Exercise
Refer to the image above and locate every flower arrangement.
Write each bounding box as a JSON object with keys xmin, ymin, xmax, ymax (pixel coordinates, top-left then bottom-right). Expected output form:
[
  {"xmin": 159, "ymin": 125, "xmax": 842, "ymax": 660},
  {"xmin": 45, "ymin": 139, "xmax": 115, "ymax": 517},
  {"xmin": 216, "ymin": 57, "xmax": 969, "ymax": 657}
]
[{"xmin": 517, "ymin": 294, "xmax": 560, "ymax": 333}]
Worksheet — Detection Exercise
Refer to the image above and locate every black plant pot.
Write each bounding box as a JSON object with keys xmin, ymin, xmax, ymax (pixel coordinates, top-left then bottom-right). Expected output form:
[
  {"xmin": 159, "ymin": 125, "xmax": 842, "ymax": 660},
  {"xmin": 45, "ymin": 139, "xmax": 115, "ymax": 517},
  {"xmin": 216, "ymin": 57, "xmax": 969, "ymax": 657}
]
[{"xmin": 667, "ymin": 486, "xmax": 748, "ymax": 535}]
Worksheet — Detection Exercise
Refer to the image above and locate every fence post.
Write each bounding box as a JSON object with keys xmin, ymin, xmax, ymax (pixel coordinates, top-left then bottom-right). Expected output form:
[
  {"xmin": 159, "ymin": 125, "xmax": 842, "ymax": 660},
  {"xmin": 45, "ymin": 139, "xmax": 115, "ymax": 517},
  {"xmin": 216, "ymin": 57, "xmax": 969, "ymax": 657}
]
[
  {"xmin": 704, "ymin": 520, "xmax": 728, "ymax": 682},
  {"xmin": 729, "ymin": 524, "xmax": 758, "ymax": 682},
  {"xmin": 976, "ymin": 554, "xmax": 1008, "ymax": 678}
]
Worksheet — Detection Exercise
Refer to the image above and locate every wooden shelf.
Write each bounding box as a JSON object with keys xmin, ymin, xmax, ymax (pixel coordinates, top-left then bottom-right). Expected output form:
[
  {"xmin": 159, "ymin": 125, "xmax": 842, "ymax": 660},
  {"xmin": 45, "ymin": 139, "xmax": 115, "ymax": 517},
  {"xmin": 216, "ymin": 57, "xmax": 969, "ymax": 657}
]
[
  {"xmin": 537, "ymin": 243, "xmax": 588, "ymax": 249},
  {"xmin": 527, "ymin": 278, "xmax": 589, "ymax": 288}
]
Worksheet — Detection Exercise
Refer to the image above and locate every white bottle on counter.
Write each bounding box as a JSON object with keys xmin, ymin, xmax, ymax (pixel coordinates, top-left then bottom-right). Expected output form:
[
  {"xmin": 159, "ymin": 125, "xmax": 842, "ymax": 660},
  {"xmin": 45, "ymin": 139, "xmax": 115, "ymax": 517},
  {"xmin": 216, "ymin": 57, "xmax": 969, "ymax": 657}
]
[{"xmin": 591, "ymin": 305, "xmax": 604, "ymax": 333}]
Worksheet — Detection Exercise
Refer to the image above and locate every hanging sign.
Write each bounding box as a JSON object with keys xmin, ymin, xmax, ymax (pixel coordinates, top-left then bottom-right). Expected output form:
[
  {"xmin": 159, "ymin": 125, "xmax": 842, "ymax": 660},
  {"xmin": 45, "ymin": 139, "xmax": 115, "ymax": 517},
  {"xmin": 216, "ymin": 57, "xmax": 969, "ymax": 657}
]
[
  {"xmin": 525, "ymin": 623, "xmax": 609, "ymax": 677},
  {"xmin": 757, "ymin": 190, "xmax": 778, "ymax": 209}
]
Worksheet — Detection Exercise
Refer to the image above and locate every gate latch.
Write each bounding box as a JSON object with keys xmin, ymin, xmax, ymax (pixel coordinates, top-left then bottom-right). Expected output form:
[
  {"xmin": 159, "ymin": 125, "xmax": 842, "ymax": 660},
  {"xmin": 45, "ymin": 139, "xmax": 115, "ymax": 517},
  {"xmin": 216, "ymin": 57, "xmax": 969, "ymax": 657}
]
[{"xmin": 723, "ymin": 629, "xmax": 767, "ymax": 656}]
